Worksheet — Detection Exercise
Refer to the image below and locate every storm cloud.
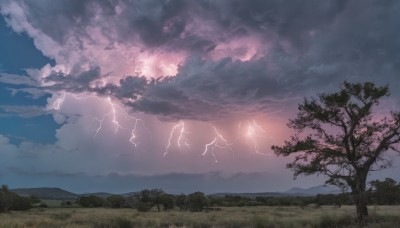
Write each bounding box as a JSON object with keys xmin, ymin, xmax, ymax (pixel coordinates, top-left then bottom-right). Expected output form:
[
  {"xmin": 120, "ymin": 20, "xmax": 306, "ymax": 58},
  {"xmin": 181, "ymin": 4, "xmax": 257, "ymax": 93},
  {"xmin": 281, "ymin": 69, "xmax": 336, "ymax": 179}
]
[{"xmin": 2, "ymin": 0, "xmax": 400, "ymax": 120}]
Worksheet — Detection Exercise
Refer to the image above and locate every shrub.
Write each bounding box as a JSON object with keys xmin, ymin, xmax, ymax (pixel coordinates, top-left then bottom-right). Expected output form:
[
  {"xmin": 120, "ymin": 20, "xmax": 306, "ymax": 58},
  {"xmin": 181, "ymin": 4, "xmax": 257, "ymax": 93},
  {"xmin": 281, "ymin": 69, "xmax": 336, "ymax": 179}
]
[
  {"xmin": 78, "ymin": 195, "xmax": 104, "ymax": 207},
  {"xmin": 107, "ymin": 195, "xmax": 125, "ymax": 208},
  {"xmin": 0, "ymin": 185, "xmax": 32, "ymax": 212},
  {"xmin": 187, "ymin": 192, "xmax": 207, "ymax": 212},
  {"xmin": 175, "ymin": 194, "xmax": 187, "ymax": 210}
]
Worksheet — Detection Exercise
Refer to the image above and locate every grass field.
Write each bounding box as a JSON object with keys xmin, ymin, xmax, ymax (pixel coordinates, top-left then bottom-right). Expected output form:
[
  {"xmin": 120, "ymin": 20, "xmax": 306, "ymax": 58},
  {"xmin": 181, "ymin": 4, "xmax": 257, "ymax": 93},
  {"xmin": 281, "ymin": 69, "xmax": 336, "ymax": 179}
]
[{"xmin": 0, "ymin": 205, "xmax": 400, "ymax": 228}]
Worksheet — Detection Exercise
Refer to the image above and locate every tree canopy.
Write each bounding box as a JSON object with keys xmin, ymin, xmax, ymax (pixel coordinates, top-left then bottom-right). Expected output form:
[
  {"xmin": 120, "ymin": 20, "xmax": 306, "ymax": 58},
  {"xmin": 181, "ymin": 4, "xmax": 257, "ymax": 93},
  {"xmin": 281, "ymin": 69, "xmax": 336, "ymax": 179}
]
[{"xmin": 272, "ymin": 81, "xmax": 400, "ymax": 220}]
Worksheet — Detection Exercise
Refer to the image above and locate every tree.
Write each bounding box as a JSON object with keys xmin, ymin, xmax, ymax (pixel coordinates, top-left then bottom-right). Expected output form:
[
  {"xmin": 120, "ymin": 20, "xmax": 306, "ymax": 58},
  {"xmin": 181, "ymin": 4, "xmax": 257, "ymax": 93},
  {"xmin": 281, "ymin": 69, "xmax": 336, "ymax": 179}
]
[
  {"xmin": 272, "ymin": 82, "xmax": 400, "ymax": 220},
  {"xmin": 369, "ymin": 178, "xmax": 400, "ymax": 205},
  {"xmin": 150, "ymin": 189, "xmax": 164, "ymax": 212},
  {"xmin": 1, "ymin": 185, "xmax": 9, "ymax": 193},
  {"xmin": 187, "ymin": 192, "xmax": 207, "ymax": 212},
  {"xmin": 136, "ymin": 189, "xmax": 153, "ymax": 212},
  {"xmin": 0, "ymin": 185, "xmax": 32, "ymax": 212},
  {"xmin": 106, "ymin": 195, "xmax": 125, "ymax": 208},
  {"xmin": 78, "ymin": 195, "xmax": 104, "ymax": 207},
  {"xmin": 159, "ymin": 194, "xmax": 174, "ymax": 211},
  {"xmin": 175, "ymin": 194, "xmax": 187, "ymax": 210},
  {"xmin": 0, "ymin": 185, "xmax": 13, "ymax": 212}
]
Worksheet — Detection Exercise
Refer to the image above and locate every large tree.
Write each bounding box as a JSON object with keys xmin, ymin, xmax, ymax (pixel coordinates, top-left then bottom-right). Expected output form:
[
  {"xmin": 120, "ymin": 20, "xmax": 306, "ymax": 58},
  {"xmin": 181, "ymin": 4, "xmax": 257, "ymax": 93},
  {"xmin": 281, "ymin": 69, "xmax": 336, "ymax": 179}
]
[{"xmin": 272, "ymin": 82, "xmax": 400, "ymax": 220}]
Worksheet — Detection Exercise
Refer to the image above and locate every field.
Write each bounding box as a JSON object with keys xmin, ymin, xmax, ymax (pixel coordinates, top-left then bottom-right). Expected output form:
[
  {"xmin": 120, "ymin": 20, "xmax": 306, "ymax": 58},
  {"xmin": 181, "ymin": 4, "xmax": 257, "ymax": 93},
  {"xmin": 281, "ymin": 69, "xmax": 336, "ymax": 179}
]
[{"xmin": 1, "ymin": 205, "xmax": 400, "ymax": 228}]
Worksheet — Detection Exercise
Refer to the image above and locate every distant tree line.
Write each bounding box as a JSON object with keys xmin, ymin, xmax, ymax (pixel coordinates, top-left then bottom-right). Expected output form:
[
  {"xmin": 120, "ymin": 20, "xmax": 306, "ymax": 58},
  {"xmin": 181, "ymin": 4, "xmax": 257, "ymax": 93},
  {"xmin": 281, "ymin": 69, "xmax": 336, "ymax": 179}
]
[
  {"xmin": 77, "ymin": 189, "xmax": 208, "ymax": 212},
  {"xmin": 75, "ymin": 178, "xmax": 400, "ymax": 211},
  {"xmin": 2, "ymin": 178, "xmax": 400, "ymax": 213}
]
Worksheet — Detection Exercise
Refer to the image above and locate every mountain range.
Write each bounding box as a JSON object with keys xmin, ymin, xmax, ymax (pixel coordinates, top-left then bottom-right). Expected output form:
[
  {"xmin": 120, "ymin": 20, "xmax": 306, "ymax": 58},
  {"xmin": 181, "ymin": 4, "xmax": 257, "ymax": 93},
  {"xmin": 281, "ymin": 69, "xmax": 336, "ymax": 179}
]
[{"xmin": 11, "ymin": 185, "xmax": 342, "ymax": 200}]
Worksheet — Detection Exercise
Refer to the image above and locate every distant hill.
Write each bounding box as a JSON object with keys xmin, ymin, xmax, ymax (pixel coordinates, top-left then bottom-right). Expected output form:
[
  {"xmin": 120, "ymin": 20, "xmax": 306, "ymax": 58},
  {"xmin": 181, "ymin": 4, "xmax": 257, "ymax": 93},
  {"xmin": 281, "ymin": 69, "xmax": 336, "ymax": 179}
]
[
  {"xmin": 79, "ymin": 192, "xmax": 114, "ymax": 198},
  {"xmin": 212, "ymin": 185, "xmax": 342, "ymax": 198},
  {"xmin": 210, "ymin": 192, "xmax": 285, "ymax": 198},
  {"xmin": 77, "ymin": 191, "xmax": 139, "ymax": 198},
  {"xmin": 11, "ymin": 188, "xmax": 139, "ymax": 200},
  {"xmin": 10, "ymin": 185, "xmax": 342, "ymax": 200},
  {"xmin": 284, "ymin": 185, "xmax": 342, "ymax": 196},
  {"xmin": 120, "ymin": 192, "xmax": 139, "ymax": 198},
  {"xmin": 11, "ymin": 187, "xmax": 78, "ymax": 200}
]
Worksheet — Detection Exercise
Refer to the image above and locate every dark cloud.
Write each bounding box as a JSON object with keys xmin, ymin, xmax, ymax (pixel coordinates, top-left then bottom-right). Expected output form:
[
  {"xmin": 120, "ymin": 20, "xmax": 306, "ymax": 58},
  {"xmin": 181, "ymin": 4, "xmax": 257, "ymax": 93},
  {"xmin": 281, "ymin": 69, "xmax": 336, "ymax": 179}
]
[
  {"xmin": 15, "ymin": 0, "xmax": 200, "ymax": 52},
  {"xmin": 2, "ymin": 0, "xmax": 400, "ymax": 120},
  {"xmin": 128, "ymin": 56, "xmax": 296, "ymax": 120},
  {"xmin": 96, "ymin": 76, "xmax": 149, "ymax": 100},
  {"xmin": 44, "ymin": 66, "xmax": 101, "ymax": 93},
  {"xmin": 21, "ymin": 0, "xmax": 108, "ymax": 44}
]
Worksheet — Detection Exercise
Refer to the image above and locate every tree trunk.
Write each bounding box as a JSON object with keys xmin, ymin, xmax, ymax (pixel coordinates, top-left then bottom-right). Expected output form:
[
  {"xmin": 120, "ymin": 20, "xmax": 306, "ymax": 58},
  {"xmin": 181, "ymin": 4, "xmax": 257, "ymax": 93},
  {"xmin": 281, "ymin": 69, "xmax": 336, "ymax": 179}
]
[
  {"xmin": 355, "ymin": 191, "xmax": 368, "ymax": 220},
  {"xmin": 353, "ymin": 171, "xmax": 369, "ymax": 221}
]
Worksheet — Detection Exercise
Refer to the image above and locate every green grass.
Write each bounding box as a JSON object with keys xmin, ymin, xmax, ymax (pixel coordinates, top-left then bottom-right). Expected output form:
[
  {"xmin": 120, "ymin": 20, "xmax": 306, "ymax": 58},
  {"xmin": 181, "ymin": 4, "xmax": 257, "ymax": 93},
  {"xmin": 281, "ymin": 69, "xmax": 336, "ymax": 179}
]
[{"xmin": 0, "ymin": 206, "xmax": 399, "ymax": 227}]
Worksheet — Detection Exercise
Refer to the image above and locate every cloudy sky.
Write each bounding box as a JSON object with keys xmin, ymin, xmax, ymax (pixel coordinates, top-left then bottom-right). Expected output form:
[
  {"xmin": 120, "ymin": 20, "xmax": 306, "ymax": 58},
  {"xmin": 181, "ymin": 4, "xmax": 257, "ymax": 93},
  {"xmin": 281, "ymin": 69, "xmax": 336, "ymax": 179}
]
[{"xmin": 1, "ymin": 0, "xmax": 400, "ymax": 194}]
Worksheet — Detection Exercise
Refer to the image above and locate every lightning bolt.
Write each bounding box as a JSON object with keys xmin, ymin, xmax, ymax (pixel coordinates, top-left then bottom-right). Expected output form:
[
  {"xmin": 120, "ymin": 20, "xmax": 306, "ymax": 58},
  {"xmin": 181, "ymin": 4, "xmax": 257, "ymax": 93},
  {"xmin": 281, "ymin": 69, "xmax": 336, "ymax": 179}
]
[
  {"xmin": 245, "ymin": 120, "xmax": 271, "ymax": 155},
  {"xmin": 105, "ymin": 97, "xmax": 124, "ymax": 134},
  {"xmin": 90, "ymin": 116, "xmax": 105, "ymax": 142},
  {"xmin": 128, "ymin": 115, "xmax": 143, "ymax": 147},
  {"xmin": 212, "ymin": 126, "xmax": 231, "ymax": 149},
  {"xmin": 164, "ymin": 121, "xmax": 190, "ymax": 156},
  {"xmin": 90, "ymin": 100, "xmax": 143, "ymax": 147},
  {"xmin": 50, "ymin": 92, "xmax": 275, "ymax": 158},
  {"xmin": 49, "ymin": 90, "xmax": 146, "ymax": 150},
  {"xmin": 202, "ymin": 138, "xmax": 218, "ymax": 162},
  {"xmin": 178, "ymin": 122, "xmax": 190, "ymax": 149},
  {"xmin": 202, "ymin": 126, "xmax": 232, "ymax": 162},
  {"xmin": 52, "ymin": 92, "xmax": 66, "ymax": 110}
]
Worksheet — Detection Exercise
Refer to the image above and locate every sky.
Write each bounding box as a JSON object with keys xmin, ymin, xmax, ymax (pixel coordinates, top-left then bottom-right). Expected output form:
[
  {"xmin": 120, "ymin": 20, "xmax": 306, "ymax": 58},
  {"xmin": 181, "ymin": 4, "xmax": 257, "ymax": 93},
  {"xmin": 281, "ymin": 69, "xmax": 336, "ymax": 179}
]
[{"xmin": 0, "ymin": 0, "xmax": 400, "ymax": 194}]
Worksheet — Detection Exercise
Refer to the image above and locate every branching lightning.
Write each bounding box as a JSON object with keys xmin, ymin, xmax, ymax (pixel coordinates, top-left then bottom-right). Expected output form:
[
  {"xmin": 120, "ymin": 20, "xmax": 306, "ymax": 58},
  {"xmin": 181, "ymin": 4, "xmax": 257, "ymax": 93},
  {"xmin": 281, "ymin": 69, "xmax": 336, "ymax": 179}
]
[
  {"xmin": 96, "ymin": 97, "xmax": 142, "ymax": 147},
  {"xmin": 51, "ymin": 91, "xmax": 145, "ymax": 149},
  {"xmin": 106, "ymin": 97, "xmax": 124, "ymax": 133},
  {"xmin": 89, "ymin": 96, "xmax": 125, "ymax": 141},
  {"xmin": 128, "ymin": 115, "xmax": 143, "ymax": 147},
  {"xmin": 202, "ymin": 126, "xmax": 232, "ymax": 162},
  {"xmin": 52, "ymin": 92, "xmax": 66, "ymax": 110},
  {"xmin": 245, "ymin": 120, "xmax": 271, "ymax": 155},
  {"xmin": 202, "ymin": 138, "xmax": 218, "ymax": 162},
  {"xmin": 164, "ymin": 121, "xmax": 190, "ymax": 156},
  {"xmin": 50, "ymin": 91, "xmax": 272, "ymax": 159},
  {"xmin": 91, "ymin": 116, "xmax": 105, "ymax": 141}
]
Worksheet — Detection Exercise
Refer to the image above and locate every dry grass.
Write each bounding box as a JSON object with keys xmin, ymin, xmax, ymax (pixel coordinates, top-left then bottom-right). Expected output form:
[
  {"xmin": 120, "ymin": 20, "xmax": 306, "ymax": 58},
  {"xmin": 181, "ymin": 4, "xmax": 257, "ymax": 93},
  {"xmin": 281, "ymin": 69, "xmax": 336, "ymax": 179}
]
[{"xmin": 0, "ymin": 205, "xmax": 399, "ymax": 227}]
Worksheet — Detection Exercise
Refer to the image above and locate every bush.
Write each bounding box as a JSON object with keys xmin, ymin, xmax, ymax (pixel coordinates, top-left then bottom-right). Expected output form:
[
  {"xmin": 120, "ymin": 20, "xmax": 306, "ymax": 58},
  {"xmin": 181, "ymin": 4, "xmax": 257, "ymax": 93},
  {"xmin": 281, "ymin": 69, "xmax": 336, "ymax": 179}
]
[
  {"xmin": 0, "ymin": 185, "xmax": 32, "ymax": 212},
  {"xmin": 78, "ymin": 195, "xmax": 104, "ymax": 207},
  {"xmin": 135, "ymin": 189, "xmax": 153, "ymax": 212},
  {"xmin": 187, "ymin": 192, "xmax": 207, "ymax": 212},
  {"xmin": 159, "ymin": 194, "xmax": 174, "ymax": 211},
  {"xmin": 29, "ymin": 196, "xmax": 41, "ymax": 204},
  {"xmin": 10, "ymin": 196, "xmax": 31, "ymax": 211},
  {"xmin": 175, "ymin": 194, "xmax": 187, "ymax": 210},
  {"xmin": 107, "ymin": 195, "xmax": 125, "ymax": 208}
]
